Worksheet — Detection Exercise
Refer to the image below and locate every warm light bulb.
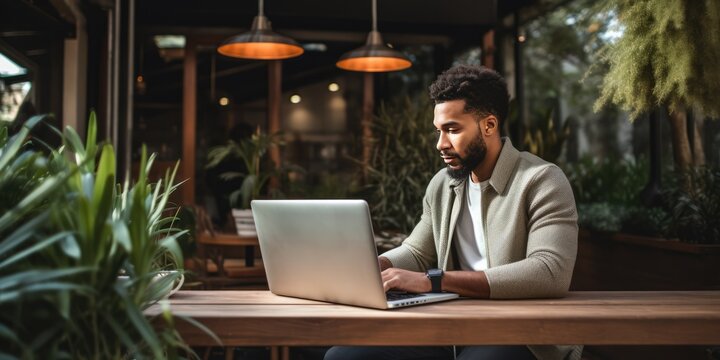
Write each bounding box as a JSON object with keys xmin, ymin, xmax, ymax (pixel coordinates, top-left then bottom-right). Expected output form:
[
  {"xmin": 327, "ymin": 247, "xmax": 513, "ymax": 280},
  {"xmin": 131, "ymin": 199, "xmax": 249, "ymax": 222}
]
[
  {"xmin": 219, "ymin": 97, "xmax": 229, "ymax": 106},
  {"xmin": 518, "ymin": 35, "xmax": 526, "ymax": 43},
  {"xmin": 328, "ymin": 83, "xmax": 340, "ymax": 92},
  {"xmin": 290, "ymin": 94, "xmax": 302, "ymax": 104}
]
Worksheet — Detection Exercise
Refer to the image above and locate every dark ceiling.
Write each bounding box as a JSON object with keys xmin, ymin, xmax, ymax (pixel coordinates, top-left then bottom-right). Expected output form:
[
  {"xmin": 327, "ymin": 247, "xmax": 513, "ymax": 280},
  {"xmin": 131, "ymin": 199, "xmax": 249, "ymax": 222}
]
[
  {"xmin": 2, "ymin": 0, "xmax": 538, "ymax": 108},
  {"xmin": 136, "ymin": 0, "xmax": 535, "ymax": 41},
  {"xmin": 132, "ymin": 0, "xmax": 537, "ymax": 105}
]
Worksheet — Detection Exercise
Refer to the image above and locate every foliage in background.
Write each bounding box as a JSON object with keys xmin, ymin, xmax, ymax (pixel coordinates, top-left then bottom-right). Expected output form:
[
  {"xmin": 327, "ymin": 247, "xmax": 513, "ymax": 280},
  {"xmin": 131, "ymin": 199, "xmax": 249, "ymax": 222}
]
[
  {"xmin": 565, "ymin": 154, "xmax": 720, "ymax": 243},
  {"xmin": 664, "ymin": 167, "xmax": 720, "ymax": 244},
  {"xmin": 364, "ymin": 96, "xmax": 442, "ymax": 234},
  {"xmin": 523, "ymin": 107, "xmax": 570, "ymax": 163},
  {"xmin": 595, "ymin": 0, "xmax": 720, "ymax": 170},
  {"xmin": 595, "ymin": 0, "xmax": 720, "ymax": 119},
  {"xmin": 523, "ymin": 0, "xmax": 627, "ymax": 160},
  {"xmin": 507, "ymin": 99, "xmax": 570, "ymax": 163},
  {"xmin": 564, "ymin": 156, "xmax": 647, "ymax": 205},
  {"xmin": 174, "ymin": 206, "xmax": 197, "ymax": 260},
  {"xmin": 527, "ymin": 0, "xmax": 720, "ymax": 243},
  {"xmin": 206, "ymin": 130, "xmax": 284, "ymax": 209},
  {"xmin": 0, "ymin": 114, "xmax": 214, "ymax": 359},
  {"xmin": 285, "ymin": 172, "xmax": 358, "ymax": 200},
  {"xmin": 564, "ymin": 156, "xmax": 669, "ymax": 236}
]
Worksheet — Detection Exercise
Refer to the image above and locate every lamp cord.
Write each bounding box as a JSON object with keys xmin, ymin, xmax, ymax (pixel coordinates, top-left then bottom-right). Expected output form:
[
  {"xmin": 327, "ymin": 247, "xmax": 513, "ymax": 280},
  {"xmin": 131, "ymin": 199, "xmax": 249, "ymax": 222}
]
[
  {"xmin": 259, "ymin": 0, "xmax": 264, "ymax": 17},
  {"xmin": 372, "ymin": 0, "xmax": 377, "ymax": 31}
]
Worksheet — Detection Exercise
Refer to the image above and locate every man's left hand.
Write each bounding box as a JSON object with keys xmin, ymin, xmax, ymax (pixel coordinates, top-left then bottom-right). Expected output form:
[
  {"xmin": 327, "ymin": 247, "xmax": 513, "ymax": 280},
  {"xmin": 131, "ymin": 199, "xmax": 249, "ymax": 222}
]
[{"xmin": 381, "ymin": 268, "xmax": 431, "ymax": 293}]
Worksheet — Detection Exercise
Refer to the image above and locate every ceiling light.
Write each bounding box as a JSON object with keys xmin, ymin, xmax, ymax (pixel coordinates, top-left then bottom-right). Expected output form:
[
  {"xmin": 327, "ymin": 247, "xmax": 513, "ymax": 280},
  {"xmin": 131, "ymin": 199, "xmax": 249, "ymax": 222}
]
[
  {"xmin": 336, "ymin": 0, "xmax": 411, "ymax": 72},
  {"xmin": 290, "ymin": 94, "xmax": 301, "ymax": 104},
  {"xmin": 217, "ymin": 0, "xmax": 304, "ymax": 60},
  {"xmin": 328, "ymin": 83, "xmax": 340, "ymax": 92}
]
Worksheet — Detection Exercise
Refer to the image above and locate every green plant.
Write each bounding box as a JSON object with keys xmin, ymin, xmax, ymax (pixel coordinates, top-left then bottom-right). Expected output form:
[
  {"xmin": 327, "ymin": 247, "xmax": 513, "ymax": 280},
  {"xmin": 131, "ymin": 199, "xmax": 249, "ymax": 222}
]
[
  {"xmin": 577, "ymin": 203, "xmax": 627, "ymax": 232},
  {"xmin": 0, "ymin": 116, "xmax": 92, "ymax": 358},
  {"xmin": 505, "ymin": 99, "xmax": 571, "ymax": 163},
  {"xmin": 664, "ymin": 167, "xmax": 720, "ymax": 244},
  {"xmin": 364, "ymin": 96, "xmax": 443, "ymax": 234},
  {"xmin": 595, "ymin": 0, "xmax": 720, "ymax": 170},
  {"xmin": 206, "ymin": 130, "xmax": 283, "ymax": 209},
  {"xmin": 564, "ymin": 156, "xmax": 672, "ymax": 236},
  {"xmin": 622, "ymin": 206, "xmax": 669, "ymax": 237},
  {"xmin": 174, "ymin": 206, "xmax": 197, "ymax": 260},
  {"xmin": 563, "ymin": 155, "xmax": 649, "ymax": 205},
  {"xmin": 0, "ymin": 114, "xmax": 217, "ymax": 359}
]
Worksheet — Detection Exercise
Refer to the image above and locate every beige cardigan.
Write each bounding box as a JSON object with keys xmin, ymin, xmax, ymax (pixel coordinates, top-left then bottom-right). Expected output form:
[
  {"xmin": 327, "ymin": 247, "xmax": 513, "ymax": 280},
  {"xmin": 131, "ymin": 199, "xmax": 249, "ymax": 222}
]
[{"xmin": 382, "ymin": 139, "xmax": 582, "ymax": 360}]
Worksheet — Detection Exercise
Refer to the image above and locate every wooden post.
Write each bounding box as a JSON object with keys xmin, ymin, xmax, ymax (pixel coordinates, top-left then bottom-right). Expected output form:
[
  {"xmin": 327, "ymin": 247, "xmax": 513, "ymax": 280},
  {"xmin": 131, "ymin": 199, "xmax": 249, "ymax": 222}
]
[
  {"xmin": 268, "ymin": 60, "xmax": 282, "ymax": 189},
  {"xmin": 362, "ymin": 72, "xmax": 374, "ymax": 182},
  {"xmin": 482, "ymin": 29, "xmax": 495, "ymax": 69},
  {"xmin": 182, "ymin": 37, "xmax": 197, "ymax": 205}
]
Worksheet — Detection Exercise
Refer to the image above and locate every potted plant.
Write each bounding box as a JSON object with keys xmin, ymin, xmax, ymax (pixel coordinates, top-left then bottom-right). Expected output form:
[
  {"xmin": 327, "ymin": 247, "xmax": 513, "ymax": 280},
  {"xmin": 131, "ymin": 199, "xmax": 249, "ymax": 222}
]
[
  {"xmin": 206, "ymin": 129, "xmax": 283, "ymax": 237},
  {"xmin": 0, "ymin": 114, "xmax": 216, "ymax": 358}
]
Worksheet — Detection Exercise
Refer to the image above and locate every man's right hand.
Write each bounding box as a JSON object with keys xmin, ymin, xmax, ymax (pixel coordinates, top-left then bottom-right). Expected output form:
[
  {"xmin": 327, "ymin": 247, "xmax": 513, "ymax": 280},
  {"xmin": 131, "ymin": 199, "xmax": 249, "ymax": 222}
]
[{"xmin": 378, "ymin": 256, "xmax": 393, "ymax": 271}]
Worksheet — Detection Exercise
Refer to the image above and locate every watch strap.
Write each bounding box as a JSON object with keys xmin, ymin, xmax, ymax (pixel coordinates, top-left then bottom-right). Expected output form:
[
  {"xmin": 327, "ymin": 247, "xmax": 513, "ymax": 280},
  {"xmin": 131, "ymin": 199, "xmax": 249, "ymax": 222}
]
[{"xmin": 426, "ymin": 268, "xmax": 443, "ymax": 293}]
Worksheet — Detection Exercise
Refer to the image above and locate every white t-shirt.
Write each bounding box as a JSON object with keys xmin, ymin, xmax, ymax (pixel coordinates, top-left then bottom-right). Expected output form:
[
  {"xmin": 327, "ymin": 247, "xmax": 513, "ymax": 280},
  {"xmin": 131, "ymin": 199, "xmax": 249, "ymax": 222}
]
[{"xmin": 454, "ymin": 176, "xmax": 489, "ymax": 271}]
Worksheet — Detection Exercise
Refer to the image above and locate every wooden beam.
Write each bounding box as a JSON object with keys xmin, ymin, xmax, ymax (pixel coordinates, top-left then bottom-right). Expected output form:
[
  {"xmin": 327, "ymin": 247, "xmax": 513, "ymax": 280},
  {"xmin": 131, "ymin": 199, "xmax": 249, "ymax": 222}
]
[{"xmin": 182, "ymin": 37, "xmax": 197, "ymax": 205}]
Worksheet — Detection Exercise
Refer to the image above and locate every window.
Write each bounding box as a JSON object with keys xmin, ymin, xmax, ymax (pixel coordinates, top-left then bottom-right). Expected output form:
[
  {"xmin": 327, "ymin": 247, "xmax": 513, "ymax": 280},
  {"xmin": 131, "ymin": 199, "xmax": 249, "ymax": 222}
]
[{"xmin": 0, "ymin": 52, "xmax": 32, "ymax": 123}]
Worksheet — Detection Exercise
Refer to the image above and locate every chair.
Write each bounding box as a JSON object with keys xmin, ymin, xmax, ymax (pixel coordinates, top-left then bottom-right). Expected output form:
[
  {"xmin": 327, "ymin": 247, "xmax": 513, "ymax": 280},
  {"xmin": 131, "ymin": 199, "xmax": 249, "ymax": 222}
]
[{"xmin": 194, "ymin": 206, "xmax": 266, "ymax": 289}]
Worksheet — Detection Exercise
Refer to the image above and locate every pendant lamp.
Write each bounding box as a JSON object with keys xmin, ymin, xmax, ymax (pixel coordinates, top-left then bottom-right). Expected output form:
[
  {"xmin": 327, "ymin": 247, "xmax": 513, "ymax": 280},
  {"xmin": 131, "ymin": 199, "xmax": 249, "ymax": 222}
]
[
  {"xmin": 336, "ymin": 0, "xmax": 411, "ymax": 72},
  {"xmin": 218, "ymin": 0, "xmax": 304, "ymax": 60}
]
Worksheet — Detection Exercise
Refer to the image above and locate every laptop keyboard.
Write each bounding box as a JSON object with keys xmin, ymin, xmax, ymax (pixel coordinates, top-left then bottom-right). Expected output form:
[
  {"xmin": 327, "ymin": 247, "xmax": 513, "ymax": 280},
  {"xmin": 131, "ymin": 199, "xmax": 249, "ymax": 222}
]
[{"xmin": 386, "ymin": 292, "xmax": 425, "ymax": 301}]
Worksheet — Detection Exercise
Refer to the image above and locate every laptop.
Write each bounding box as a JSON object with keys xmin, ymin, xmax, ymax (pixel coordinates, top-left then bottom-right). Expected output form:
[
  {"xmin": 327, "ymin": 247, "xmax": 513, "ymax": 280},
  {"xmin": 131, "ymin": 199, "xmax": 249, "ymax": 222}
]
[{"xmin": 251, "ymin": 199, "xmax": 459, "ymax": 309}]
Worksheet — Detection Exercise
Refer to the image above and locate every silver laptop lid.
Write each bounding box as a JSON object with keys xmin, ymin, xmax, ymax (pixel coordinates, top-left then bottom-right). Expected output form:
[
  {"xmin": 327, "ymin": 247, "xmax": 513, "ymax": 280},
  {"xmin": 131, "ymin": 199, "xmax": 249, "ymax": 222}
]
[{"xmin": 251, "ymin": 199, "xmax": 389, "ymax": 309}]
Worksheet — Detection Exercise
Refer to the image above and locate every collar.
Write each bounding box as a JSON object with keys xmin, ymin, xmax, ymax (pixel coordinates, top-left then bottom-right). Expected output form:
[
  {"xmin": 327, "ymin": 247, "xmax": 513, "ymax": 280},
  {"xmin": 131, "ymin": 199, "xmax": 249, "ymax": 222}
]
[{"xmin": 448, "ymin": 137, "xmax": 519, "ymax": 194}]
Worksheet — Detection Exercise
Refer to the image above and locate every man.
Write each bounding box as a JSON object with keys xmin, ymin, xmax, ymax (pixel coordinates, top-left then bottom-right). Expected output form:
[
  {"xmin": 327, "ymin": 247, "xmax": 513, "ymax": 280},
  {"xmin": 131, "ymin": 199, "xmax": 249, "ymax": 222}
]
[{"xmin": 325, "ymin": 65, "xmax": 581, "ymax": 360}]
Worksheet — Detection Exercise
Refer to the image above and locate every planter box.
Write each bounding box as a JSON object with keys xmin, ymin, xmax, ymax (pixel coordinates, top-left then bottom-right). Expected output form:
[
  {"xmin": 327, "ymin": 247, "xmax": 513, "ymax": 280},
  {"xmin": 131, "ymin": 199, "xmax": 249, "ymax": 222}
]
[{"xmin": 571, "ymin": 229, "xmax": 720, "ymax": 291}]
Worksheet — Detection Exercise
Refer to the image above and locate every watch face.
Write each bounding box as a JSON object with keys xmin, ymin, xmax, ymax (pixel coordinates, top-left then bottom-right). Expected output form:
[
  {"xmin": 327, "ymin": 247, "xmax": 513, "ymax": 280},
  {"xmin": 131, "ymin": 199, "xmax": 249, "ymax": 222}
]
[{"xmin": 428, "ymin": 268, "xmax": 443, "ymax": 277}]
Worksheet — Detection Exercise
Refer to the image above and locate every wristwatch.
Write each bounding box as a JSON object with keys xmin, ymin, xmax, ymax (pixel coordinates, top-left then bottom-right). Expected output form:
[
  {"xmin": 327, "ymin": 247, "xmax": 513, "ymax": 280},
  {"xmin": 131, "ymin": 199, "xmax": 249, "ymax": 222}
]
[{"xmin": 426, "ymin": 268, "xmax": 443, "ymax": 293}]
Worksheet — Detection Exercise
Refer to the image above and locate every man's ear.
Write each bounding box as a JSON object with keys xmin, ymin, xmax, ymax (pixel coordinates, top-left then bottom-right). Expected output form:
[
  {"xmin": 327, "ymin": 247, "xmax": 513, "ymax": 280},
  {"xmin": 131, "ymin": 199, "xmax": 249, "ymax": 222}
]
[{"xmin": 484, "ymin": 116, "xmax": 498, "ymax": 136}]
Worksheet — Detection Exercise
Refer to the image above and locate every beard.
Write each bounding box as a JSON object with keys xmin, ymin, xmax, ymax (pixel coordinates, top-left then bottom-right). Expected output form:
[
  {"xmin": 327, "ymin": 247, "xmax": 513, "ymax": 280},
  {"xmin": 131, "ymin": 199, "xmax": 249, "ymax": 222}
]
[{"xmin": 443, "ymin": 135, "xmax": 487, "ymax": 180}]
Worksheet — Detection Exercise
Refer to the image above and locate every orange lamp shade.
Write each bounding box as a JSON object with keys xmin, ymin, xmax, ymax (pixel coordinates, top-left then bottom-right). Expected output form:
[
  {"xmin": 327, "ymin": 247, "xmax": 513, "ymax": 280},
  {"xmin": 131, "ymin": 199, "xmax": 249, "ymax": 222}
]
[
  {"xmin": 336, "ymin": 31, "xmax": 411, "ymax": 72},
  {"xmin": 218, "ymin": 40, "xmax": 304, "ymax": 60},
  {"xmin": 336, "ymin": 55, "xmax": 412, "ymax": 72},
  {"xmin": 218, "ymin": 15, "xmax": 304, "ymax": 60}
]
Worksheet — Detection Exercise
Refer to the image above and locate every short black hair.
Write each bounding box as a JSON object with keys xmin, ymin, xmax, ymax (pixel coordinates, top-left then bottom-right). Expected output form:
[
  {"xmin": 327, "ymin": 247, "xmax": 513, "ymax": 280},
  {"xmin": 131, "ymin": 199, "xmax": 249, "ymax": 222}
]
[{"xmin": 428, "ymin": 65, "xmax": 510, "ymax": 125}]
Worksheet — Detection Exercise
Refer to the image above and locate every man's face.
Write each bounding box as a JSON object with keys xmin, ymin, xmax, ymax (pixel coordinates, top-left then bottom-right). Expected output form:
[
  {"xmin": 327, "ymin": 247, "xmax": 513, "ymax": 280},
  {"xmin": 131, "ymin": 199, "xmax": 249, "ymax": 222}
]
[{"xmin": 433, "ymin": 100, "xmax": 487, "ymax": 180}]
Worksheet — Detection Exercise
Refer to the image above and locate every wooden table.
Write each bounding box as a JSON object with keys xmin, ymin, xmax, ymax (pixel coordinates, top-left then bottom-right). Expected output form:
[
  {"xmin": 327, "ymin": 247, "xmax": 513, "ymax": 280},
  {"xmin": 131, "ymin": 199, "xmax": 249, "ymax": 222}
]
[{"xmin": 147, "ymin": 291, "xmax": 720, "ymax": 359}]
